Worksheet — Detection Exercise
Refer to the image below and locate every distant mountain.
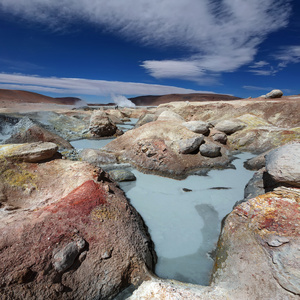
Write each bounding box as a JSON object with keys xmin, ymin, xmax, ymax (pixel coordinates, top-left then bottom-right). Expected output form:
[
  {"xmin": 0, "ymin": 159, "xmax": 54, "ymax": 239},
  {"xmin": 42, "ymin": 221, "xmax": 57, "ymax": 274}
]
[
  {"xmin": 0, "ymin": 89, "xmax": 86, "ymax": 106},
  {"xmin": 129, "ymin": 93, "xmax": 241, "ymax": 106}
]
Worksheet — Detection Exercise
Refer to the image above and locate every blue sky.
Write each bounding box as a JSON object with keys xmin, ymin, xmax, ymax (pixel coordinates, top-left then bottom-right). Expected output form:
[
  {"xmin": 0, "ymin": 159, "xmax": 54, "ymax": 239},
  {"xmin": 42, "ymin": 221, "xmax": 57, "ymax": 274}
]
[{"xmin": 0, "ymin": 0, "xmax": 299, "ymax": 103}]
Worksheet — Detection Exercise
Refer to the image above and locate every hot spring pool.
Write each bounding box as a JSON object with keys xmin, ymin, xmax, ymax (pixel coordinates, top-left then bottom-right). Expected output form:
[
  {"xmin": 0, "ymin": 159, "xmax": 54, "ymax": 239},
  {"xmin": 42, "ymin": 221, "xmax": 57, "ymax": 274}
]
[{"xmin": 119, "ymin": 152, "xmax": 255, "ymax": 285}]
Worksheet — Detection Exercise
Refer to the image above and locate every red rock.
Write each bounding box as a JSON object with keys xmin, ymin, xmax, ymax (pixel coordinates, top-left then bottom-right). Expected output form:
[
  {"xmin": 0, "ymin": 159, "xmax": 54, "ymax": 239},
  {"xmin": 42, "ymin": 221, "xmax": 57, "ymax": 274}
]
[{"xmin": 0, "ymin": 158, "xmax": 156, "ymax": 299}]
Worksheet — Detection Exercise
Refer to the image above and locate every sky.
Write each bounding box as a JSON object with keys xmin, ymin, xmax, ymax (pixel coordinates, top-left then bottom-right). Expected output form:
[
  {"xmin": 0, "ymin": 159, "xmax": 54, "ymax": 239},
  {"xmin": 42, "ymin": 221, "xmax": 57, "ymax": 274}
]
[{"xmin": 0, "ymin": 0, "xmax": 299, "ymax": 103}]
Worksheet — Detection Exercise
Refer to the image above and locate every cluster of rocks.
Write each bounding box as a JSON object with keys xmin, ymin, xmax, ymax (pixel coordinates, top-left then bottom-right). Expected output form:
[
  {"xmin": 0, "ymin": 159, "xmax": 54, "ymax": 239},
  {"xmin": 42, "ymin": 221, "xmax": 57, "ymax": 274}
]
[
  {"xmin": 128, "ymin": 142, "xmax": 300, "ymax": 299},
  {"xmin": 0, "ymin": 92, "xmax": 299, "ymax": 299}
]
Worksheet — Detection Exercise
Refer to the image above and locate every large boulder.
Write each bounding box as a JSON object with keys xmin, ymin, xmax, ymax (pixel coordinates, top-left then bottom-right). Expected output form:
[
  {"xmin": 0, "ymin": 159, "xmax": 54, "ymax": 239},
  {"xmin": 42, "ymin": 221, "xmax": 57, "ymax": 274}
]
[
  {"xmin": 215, "ymin": 119, "xmax": 246, "ymax": 135},
  {"xmin": 89, "ymin": 111, "xmax": 118, "ymax": 137},
  {"xmin": 199, "ymin": 143, "xmax": 221, "ymax": 158},
  {"xmin": 108, "ymin": 169, "xmax": 136, "ymax": 182},
  {"xmin": 265, "ymin": 142, "xmax": 300, "ymax": 187},
  {"xmin": 157, "ymin": 110, "xmax": 185, "ymax": 122},
  {"xmin": 265, "ymin": 89, "xmax": 283, "ymax": 99},
  {"xmin": 0, "ymin": 158, "xmax": 156, "ymax": 299},
  {"xmin": 79, "ymin": 148, "xmax": 118, "ymax": 166},
  {"xmin": 4, "ymin": 117, "xmax": 73, "ymax": 150},
  {"xmin": 0, "ymin": 142, "xmax": 58, "ymax": 162},
  {"xmin": 134, "ymin": 113, "xmax": 156, "ymax": 128},
  {"xmin": 182, "ymin": 121, "xmax": 210, "ymax": 135},
  {"xmin": 178, "ymin": 135, "xmax": 204, "ymax": 154},
  {"xmin": 103, "ymin": 120, "xmax": 231, "ymax": 179}
]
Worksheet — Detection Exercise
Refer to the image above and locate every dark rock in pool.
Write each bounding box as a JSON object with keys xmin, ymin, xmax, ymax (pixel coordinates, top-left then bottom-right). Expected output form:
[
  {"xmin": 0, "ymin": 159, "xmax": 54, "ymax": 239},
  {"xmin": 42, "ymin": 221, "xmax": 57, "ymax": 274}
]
[
  {"xmin": 109, "ymin": 169, "xmax": 137, "ymax": 182},
  {"xmin": 182, "ymin": 188, "xmax": 192, "ymax": 192}
]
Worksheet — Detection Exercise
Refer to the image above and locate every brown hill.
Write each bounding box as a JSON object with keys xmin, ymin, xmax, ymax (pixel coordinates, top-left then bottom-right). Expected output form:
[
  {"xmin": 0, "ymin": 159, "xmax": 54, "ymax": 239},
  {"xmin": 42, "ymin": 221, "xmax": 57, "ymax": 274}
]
[
  {"xmin": 129, "ymin": 93, "xmax": 241, "ymax": 106},
  {"xmin": 0, "ymin": 89, "xmax": 84, "ymax": 105}
]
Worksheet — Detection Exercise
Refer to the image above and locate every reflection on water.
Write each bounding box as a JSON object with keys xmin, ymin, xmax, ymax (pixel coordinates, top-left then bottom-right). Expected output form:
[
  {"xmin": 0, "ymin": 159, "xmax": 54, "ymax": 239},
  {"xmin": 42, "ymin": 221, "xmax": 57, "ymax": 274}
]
[
  {"xmin": 119, "ymin": 152, "xmax": 255, "ymax": 285},
  {"xmin": 70, "ymin": 138, "xmax": 114, "ymax": 149}
]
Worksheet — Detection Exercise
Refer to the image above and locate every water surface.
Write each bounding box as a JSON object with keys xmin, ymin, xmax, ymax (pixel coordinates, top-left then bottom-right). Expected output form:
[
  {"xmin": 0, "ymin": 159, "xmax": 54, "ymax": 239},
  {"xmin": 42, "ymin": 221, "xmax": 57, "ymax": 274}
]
[{"xmin": 120, "ymin": 152, "xmax": 255, "ymax": 285}]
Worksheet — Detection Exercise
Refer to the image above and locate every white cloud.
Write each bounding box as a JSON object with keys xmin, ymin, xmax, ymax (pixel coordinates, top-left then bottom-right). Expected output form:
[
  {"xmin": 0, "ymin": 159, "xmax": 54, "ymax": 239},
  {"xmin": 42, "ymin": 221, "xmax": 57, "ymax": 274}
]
[
  {"xmin": 243, "ymin": 85, "xmax": 274, "ymax": 91},
  {"xmin": 0, "ymin": 73, "xmax": 211, "ymax": 97},
  {"xmin": 249, "ymin": 61, "xmax": 270, "ymax": 68},
  {"xmin": 274, "ymin": 45, "xmax": 300, "ymax": 68},
  {"xmin": 0, "ymin": 0, "xmax": 292, "ymax": 83}
]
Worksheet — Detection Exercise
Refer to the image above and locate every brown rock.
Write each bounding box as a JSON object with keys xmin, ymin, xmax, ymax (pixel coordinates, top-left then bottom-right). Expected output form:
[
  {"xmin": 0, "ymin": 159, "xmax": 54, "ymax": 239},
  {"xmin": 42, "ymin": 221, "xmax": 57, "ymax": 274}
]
[
  {"xmin": 0, "ymin": 142, "xmax": 58, "ymax": 162},
  {"xmin": 104, "ymin": 120, "xmax": 230, "ymax": 179},
  {"xmin": 0, "ymin": 158, "xmax": 156, "ymax": 299}
]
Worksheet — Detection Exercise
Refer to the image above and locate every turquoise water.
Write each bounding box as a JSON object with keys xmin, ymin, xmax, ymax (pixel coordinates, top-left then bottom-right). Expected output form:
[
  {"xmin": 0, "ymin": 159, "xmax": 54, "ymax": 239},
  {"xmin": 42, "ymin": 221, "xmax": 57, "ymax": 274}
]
[{"xmin": 120, "ymin": 152, "xmax": 255, "ymax": 285}]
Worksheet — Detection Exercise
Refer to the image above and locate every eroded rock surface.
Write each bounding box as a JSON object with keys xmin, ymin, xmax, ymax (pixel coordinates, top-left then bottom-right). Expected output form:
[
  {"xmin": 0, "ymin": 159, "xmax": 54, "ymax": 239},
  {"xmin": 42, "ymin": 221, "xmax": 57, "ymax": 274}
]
[
  {"xmin": 103, "ymin": 120, "xmax": 231, "ymax": 178},
  {"xmin": 0, "ymin": 142, "xmax": 58, "ymax": 162},
  {"xmin": 0, "ymin": 157, "xmax": 156, "ymax": 299},
  {"xmin": 265, "ymin": 142, "xmax": 300, "ymax": 187}
]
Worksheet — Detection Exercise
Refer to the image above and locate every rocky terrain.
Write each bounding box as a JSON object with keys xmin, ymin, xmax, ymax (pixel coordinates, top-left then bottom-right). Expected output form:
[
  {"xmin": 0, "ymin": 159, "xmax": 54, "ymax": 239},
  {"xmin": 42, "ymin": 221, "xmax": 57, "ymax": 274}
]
[{"xmin": 0, "ymin": 89, "xmax": 299, "ymax": 299}]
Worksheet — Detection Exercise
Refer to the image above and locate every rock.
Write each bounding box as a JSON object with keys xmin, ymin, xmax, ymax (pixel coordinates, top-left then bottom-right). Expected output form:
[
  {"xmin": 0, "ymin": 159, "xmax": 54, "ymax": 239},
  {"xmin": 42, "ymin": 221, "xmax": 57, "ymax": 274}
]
[
  {"xmin": 265, "ymin": 89, "xmax": 283, "ymax": 99},
  {"xmin": 211, "ymin": 131, "xmax": 227, "ymax": 144},
  {"xmin": 243, "ymin": 150, "xmax": 270, "ymax": 170},
  {"xmin": 212, "ymin": 188, "xmax": 300, "ymax": 299},
  {"xmin": 199, "ymin": 143, "xmax": 221, "ymax": 158},
  {"xmin": 178, "ymin": 135, "xmax": 204, "ymax": 154},
  {"xmin": 134, "ymin": 113, "xmax": 156, "ymax": 128},
  {"xmin": 157, "ymin": 110, "xmax": 185, "ymax": 122},
  {"xmin": 228, "ymin": 127, "xmax": 300, "ymax": 154},
  {"xmin": 52, "ymin": 237, "xmax": 86, "ymax": 272},
  {"xmin": 243, "ymin": 168, "xmax": 266, "ymax": 200},
  {"xmin": 0, "ymin": 142, "xmax": 58, "ymax": 162},
  {"xmin": 103, "ymin": 120, "xmax": 230, "ymax": 179},
  {"xmin": 0, "ymin": 158, "xmax": 156, "ymax": 299},
  {"xmin": 4, "ymin": 117, "xmax": 73, "ymax": 150},
  {"xmin": 108, "ymin": 169, "xmax": 136, "ymax": 182},
  {"xmin": 215, "ymin": 119, "xmax": 246, "ymax": 135},
  {"xmin": 89, "ymin": 112, "xmax": 118, "ymax": 137},
  {"xmin": 22, "ymin": 111, "xmax": 90, "ymax": 140},
  {"xmin": 182, "ymin": 121, "xmax": 210, "ymax": 135},
  {"xmin": 79, "ymin": 148, "xmax": 118, "ymax": 166},
  {"xmin": 265, "ymin": 142, "xmax": 300, "ymax": 187}
]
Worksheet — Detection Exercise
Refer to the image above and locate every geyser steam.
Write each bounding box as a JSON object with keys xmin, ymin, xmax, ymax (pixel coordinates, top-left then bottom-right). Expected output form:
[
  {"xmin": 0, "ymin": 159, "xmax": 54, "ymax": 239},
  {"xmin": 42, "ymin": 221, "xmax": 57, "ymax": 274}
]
[{"xmin": 112, "ymin": 95, "xmax": 136, "ymax": 108}]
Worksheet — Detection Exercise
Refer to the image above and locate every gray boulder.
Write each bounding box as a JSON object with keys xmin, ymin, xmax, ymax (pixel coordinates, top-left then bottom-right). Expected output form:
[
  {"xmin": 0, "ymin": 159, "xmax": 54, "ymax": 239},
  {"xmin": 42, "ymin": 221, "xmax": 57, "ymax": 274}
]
[
  {"xmin": 244, "ymin": 150, "xmax": 270, "ymax": 170},
  {"xmin": 215, "ymin": 120, "xmax": 246, "ymax": 135},
  {"xmin": 265, "ymin": 142, "xmax": 300, "ymax": 187},
  {"xmin": 178, "ymin": 135, "xmax": 204, "ymax": 154},
  {"xmin": 182, "ymin": 121, "xmax": 210, "ymax": 135},
  {"xmin": 212, "ymin": 132, "xmax": 227, "ymax": 144},
  {"xmin": 199, "ymin": 143, "xmax": 221, "ymax": 158},
  {"xmin": 109, "ymin": 169, "xmax": 136, "ymax": 182},
  {"xmin": 52, "ymin": 238, "xmax": 86, "ymax": 273},
  {"xmin": 265, "ymin": 89, "xmax": 283, "ymax": 99}
]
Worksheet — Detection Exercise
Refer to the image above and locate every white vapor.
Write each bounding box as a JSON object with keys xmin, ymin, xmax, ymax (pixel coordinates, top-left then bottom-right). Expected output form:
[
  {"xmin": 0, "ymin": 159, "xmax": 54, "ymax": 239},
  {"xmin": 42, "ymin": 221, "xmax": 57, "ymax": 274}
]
[
  {"xmin": 111, "ymin": 95, "xmax": 136, "ymax": 108},
  {"xmin": 0, "ymin": 0, "xmax": 292, "ymax": 82},
  {"xmin": 0, "ymin": 73, "xmax": 210, "ymax": 97}
]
